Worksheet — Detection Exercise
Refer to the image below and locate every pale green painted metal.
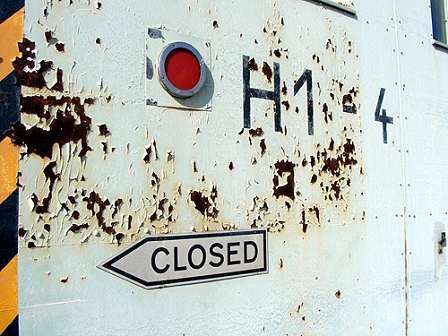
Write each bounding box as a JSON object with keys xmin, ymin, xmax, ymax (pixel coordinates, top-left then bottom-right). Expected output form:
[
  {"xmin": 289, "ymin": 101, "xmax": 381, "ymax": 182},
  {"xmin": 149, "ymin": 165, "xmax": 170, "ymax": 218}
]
[{"xmin": 17, "ymin": 0, "xmax": 447, "ymax": 335}]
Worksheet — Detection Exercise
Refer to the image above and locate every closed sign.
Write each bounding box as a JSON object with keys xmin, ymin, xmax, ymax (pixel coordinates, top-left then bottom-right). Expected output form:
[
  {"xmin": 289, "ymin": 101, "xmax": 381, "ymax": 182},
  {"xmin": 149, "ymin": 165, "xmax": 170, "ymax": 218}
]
[{"xmin": 98, "ymin": 229, "xmax": 268, "ymax": 289}]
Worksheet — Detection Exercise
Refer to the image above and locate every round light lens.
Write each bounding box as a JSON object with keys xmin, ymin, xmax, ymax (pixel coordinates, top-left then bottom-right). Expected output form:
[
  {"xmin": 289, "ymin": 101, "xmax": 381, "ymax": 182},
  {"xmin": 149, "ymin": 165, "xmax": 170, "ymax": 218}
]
[
  {"xmin": 165, "ymin": 49, "xmax": 201, "ymax": 91},
  {"xmin": 157, "ymin": 42, "xmax": 206, "ymax": 98}
]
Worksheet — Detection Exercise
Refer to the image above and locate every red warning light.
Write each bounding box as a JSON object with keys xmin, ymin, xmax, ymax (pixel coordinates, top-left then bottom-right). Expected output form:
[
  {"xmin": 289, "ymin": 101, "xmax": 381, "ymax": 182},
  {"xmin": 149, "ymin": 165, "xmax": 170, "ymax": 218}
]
[
  {"xmin": 157, "ymin": 42, "xmax": 206, "ymax": 98},
  {"xmin": 165, "ymin": 49, "xmax": 201, "ymax": 91}
]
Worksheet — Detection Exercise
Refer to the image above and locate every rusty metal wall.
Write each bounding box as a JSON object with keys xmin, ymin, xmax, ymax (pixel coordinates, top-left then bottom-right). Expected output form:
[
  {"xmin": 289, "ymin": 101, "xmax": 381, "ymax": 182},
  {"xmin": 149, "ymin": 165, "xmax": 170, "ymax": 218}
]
[{"xmin": 11, "ymin": 0, "xmax": 448, "ymax": 335}]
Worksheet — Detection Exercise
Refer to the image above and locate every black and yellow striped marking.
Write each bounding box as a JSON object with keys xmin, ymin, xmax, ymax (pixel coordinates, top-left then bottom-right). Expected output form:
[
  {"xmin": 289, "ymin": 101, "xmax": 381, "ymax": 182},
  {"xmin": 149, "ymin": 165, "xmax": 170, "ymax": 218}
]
[{"xmin": 0, "ymin": 1, "xmax": 24, "ymax": 335}]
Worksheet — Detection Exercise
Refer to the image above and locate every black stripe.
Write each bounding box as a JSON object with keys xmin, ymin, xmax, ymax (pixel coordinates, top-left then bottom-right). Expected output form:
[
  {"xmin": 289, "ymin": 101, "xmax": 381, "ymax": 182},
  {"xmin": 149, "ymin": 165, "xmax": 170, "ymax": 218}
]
[
  {"xmin": 0, "ymin": 72, "xmax": 20, "ymax": 142},
  {"xmin": 1, "ymin": 315, "xmax": 18, "ymax": 336},
  {"xmin": 0, "ymin": 0, "xmax": 23, "ymax": 25},
  {"xmin": 0, "ymin": 189, "xmax": 18, "ymax": 272}
]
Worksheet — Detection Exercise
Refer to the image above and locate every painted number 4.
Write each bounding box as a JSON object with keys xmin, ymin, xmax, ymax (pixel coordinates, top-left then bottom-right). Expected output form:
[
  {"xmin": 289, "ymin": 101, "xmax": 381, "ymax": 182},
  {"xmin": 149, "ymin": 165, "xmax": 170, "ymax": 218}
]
[{"xmin": 375, "ymin": 88, "xmax": 393, "ymax": 144}]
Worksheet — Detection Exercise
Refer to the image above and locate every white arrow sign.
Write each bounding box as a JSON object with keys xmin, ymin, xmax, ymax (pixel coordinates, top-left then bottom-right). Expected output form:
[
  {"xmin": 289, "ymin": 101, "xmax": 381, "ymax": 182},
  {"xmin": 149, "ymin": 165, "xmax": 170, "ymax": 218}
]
[{"xmin": 98, "ymin": 229, "xmax": 268, "ymax": 289}]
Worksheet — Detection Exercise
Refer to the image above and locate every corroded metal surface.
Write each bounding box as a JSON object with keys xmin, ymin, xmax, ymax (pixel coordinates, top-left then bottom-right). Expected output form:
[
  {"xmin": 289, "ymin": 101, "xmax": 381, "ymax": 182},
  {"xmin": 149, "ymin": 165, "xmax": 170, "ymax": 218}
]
[{"xmin": 13, "ymin": 1, "xmax": 448, "ymax": 335}]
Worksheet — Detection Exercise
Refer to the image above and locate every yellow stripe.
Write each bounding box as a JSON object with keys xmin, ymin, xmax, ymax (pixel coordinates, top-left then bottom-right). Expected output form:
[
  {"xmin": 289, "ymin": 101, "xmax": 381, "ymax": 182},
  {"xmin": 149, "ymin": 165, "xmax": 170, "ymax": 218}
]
[
  {"xmin": 0, "ymin": 7, "xmax": 24, "ymax": 82},
  {"xmin": 0, "ymin": 137, "xmax": 19, "ymax": 204},
  {"xmin": 0, "ymin": 255, "xmax": 18, "ymax": 334}
]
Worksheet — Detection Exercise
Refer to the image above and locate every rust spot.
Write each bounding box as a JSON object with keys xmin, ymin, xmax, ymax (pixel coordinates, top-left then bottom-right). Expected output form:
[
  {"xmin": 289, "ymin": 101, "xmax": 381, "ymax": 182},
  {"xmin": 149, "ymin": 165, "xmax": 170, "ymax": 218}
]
[
  {"xmin": 309, "ymin": 156, "xmax": 316, "ymax": 167},
  {"xmin": 98, "ymin": 124, "xmax": 110, "ymax": 136},
  {"xmin": 13, "ymin": 38, "xmax": 67, "ymax": 91},
  {"xmin": 69, "ymin": 223, "xmax": 89, "ymax": 233},
  {"xmin": 273, "ymin": 49, "xmax": 281, "ymax": 58},
  {"xmin": 60, "ymin": 277, "xmax": 69, "ymax": 283},
  {"xmin": 301, "ymin": 157, "xmax": 307, "ymax": 167},
  {"xmin": 143, "ymin": 146, "xmax": 152, "ymax": 163},
  {"xmin": 310, "ymin": 174, "xmax": 317, "ymax": 184},
  {"xmin": 342, "ymin": 94, "xmax": 352, "ymax": 105},
  {"xmin": 328, "ymin": 138, "xmax": 334, "ymax": 151},
  {"xmin": 331, "ymin": 181, "xmax": 341, "ymax": 199},
  {"xmin": 310, "ymin": 206, "xmax": 320, "ymax": 222},
  {"xmin": 301, "ymin": 210, "xmax": 307, "ymax": 233},
  {"xmin": 335, "ymin": 290, "xmax": 341, "ymax": 298},
  {"xmin": 343, "ymin": 138, "xmax": 356, "ymax": 155},
  {"xmin": 282, "ymin": 81, "xmax": 287, "ymax": 95},
  {"xmin": 251, "ymin": 219, "xmax": 258, "ymax": 228},
  {"xmin": 30, "ymin": 162, "xmax": 59, "ymax": 214},
  {"xmin": 20, "ymin": 96, "xmax": 48, "ymax": 119},
  {"xmin": 260, "ymin": 139, "xmax": 266, "ymax": 156},
  {"xmin": 297, "ymin": 302, "xmax": 304, "ymax": 314},
  {"xmin": 322, "ymin": 103, "xmax": 329, "ymax": 123},
  {"xmin": 116, "ymin": 233, "xmax": 125, "ymax": 244},
  {"xmin": 273, "ymin": 160, "xmax": 295, "ymax": 200},
  {"xmin": 45, "ymin": 31, "xmax": 53, "ymax": 43},
  {"xmin": 228, "ymin": 161, "xmax": 234, "ymax": 170},
  {"xmin": 55, "ymin": 43, "xmax": 65, "ymax": 52},
  {"xmin": 249, "ymin": 127, "xmax": 264, "ymax": 137},
  {"xmin": 96, "ymin": 38, "xmax": 101, "ymax": 44},
  {"xmin": 213, "ymin": 20, "xmax": 219, "ymax": 29},
  {"xmin": 322, "ymin": 157, "xmax": 339, "ymax": 176},
  {"xmin": 247, "ymin": 58, "xmax": 258, "ymax": 71},
  {"xmin": 43, "ymin": 224, "xmax": 51, "ymax": 231},
  {"xmin": 52, "ymin": 68, "xmax": 64, "ymax": 92},
  {"xmin": 151, "ymin": 172, "xmax": 160, "ymax": 188},
  {"xmin": 18, "ymin": 227, "xmax": 28, "ymax": 238},
  {"xmin": 295, "ymin": 106, "xmax": 299, "ymax": 113},
  {"xmin": 28, "ymin": 242, "xmax": 36, "ymax": 248},
  {"xmin": 260, "ymin": 201, "xmax": 269, "ymax": 212},
  {"xmin": 68, "ymin": 196, "xmax": 76, "ymax": 204},
  {"xmin": 281, "ymin": 101, "xmax": 290, "ymax": 110},
  {"xmin": 262, "ymin": 62, "xmax": 272, "ymax": 82},
  {"xmin": 72, "ymin": 210, "xmax": 80, "ymax": 220},
  {"xmin": 112, "ymin": 198, "xmax": 123, "ymax": 218},
  {"xmin": 190, "ymin": 189, "xmax": 219, "ymax": 218},
  {"xmin": 152, "ymin": 140, "xmax": 159, "ymax": 159},
  {"xmin": 6, "ymin": 96, "xmax": 93, "ymax": 159},
  {"xmin": 101, "ymin": 142, "xmax": 107, "ymax": 154},
  {"xmin": 83, "ymin": 191, "xmax": 114, "ymax": 235},
  {"xmin": 238, "ymin": 128, "xmax": 244, "ymax": 135}
]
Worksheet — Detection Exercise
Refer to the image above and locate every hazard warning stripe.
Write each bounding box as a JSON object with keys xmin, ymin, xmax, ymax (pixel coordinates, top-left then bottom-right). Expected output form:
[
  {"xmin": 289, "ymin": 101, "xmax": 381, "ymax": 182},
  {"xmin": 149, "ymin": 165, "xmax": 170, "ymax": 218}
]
[
  {"xmin": 0, "ymin": 7, "xmax": 24, "ymax": 82},
  {"xmin": 0, "ymin": 2, "xmax": 23, "ymax": 335},
  {"xmin": 0, "ymin": 0, "xmax": 24, "ymax": 25},
  {"xmin": 0, "ymin": 316, "xmax": 18, "ymax": 336},
  {"xmin": 0, "ymin": 255, "xmax": 18, "ymax": 335},
  {"xmin": 0, "ymin": 72, "xmax": 20, "ymax": 143},
  {"xmin": 0, "ymin": 140, "xmax": 19, "ymax": 206},
  {"xmin": 0, "ymin": 190, "xmax": 18, "ymax": 271},
  {"xmin": 0, "ymin": 191, "xmax": 19, "ymax": 336}
]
